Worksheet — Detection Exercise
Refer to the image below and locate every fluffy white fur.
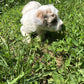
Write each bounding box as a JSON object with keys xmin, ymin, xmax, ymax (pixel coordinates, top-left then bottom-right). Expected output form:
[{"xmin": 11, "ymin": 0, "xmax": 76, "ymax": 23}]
[
  {"xmin": 22, "ymin": 1, "xmax": 41, "ymax": 15},
  {"xmin": 20, "ymin": 1, "xmax": 63, "ymax": 43}
]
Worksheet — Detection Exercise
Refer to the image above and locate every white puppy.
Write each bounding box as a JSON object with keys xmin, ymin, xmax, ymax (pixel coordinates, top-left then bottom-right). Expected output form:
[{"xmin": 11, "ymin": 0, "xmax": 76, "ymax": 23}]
[{"xmin": 20, "ymin": 1, "xmax": 63, "ymax": 43}]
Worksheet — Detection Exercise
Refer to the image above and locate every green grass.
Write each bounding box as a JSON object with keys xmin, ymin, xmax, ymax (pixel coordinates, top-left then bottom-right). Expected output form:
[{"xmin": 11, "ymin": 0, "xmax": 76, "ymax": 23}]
[{"xmin": 0, "ymin": 0, "xmax": 84, "ymax": 84}]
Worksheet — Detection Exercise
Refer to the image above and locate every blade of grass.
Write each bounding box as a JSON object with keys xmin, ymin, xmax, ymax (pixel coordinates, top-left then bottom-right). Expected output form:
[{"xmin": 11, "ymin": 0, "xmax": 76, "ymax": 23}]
[
  {"xmin": 0, "ymin": 36, "xmax": 8, "ymax": 50},
  {"xmin": 7, "ymin": 71, "xmax": 25, "ymax": 84},
  {"xmin": 0, "ymin": 55, "xmax": 9, "ymax": 68}
]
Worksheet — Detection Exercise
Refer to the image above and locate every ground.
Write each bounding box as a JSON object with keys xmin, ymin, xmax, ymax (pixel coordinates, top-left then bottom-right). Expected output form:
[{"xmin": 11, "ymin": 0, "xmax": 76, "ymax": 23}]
[{"xmin": 0, "ymin": 0, "xmax": 84, "ymax": 84}]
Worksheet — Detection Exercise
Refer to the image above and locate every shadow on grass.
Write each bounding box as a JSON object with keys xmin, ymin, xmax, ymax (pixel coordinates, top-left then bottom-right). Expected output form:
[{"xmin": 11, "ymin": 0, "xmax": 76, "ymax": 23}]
[{"xmin": 43, "ymin": 25, "xmax": 66, "ymax": 44}]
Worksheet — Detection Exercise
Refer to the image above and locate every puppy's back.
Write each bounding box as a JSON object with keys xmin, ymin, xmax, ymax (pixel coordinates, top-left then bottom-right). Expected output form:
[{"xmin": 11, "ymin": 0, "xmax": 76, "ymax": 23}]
[{"xmin": 22, "ymin": 1, "xmax": 41, "ymax": 15}]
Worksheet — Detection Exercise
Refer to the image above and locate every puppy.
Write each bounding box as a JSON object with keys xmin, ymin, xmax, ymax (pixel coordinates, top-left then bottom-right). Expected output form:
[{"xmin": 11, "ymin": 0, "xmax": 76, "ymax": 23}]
[{"xmin": 20, "ymin": 1, "xmax": 63, "ymax": 43}]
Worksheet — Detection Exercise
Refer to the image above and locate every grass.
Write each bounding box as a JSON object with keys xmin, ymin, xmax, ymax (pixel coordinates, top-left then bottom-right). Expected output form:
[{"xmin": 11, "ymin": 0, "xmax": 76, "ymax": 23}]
[{"xmin": 0, "ymin": 0, "xmax": 84, "ymax": 84}]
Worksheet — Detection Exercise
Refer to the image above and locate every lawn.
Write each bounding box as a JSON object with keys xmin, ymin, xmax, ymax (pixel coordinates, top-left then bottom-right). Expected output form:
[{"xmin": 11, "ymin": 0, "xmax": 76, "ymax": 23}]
[{"xmin": 0, "ymin": 0, "xmax": 84, "ymax": 84}]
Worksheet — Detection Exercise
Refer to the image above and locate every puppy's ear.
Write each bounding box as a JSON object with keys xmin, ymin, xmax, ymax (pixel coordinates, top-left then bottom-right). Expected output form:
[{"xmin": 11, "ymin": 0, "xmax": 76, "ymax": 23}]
[
  {"xmin": 36, "ymin": 10, "xmax": 44, "ymax": 19},
  {"xmin": 34, "ymin": 10, "xmax": 44, "ymax": 25}
]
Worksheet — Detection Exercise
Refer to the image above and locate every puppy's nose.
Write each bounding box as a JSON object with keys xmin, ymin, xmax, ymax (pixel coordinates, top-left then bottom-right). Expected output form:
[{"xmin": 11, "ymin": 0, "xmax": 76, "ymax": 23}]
[{"xmin": 60, "ymin": 24, "xmax": 65, "ymax": 31}]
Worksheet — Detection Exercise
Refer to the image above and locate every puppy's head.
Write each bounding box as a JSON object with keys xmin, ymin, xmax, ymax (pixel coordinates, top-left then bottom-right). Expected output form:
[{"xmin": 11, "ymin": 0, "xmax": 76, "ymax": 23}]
[{"xmin": 34, "ymin": 5, "xmax": 63, "ymax": 31}]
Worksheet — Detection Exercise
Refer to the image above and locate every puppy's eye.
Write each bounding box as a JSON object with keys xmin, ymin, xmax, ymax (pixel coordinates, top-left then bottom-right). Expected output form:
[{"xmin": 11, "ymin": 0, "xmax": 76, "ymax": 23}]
[{"xmin": 51, "ymin": 14, "xmax": 55, "ymax": 17}]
